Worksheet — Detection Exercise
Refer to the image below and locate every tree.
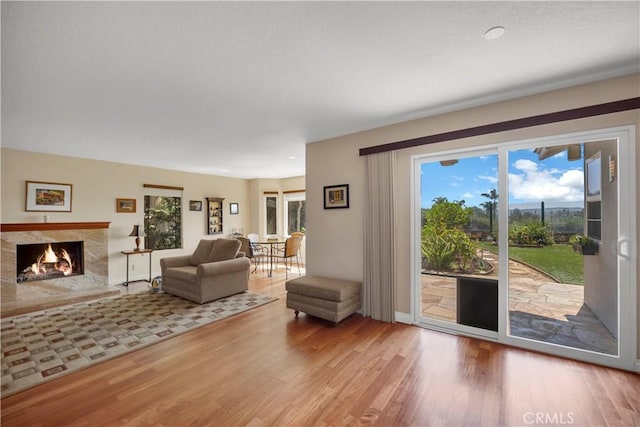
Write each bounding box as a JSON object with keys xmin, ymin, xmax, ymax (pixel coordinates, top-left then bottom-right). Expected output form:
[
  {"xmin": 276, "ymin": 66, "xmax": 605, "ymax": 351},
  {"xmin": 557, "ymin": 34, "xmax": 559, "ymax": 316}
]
[
  {"xmin": 422, "ymin": 198, "xmax": 475, "ymax": 272},
  {"xmin": 424, "ymin": 198, "xmax": 471, "ymax": 229},
  {"xmin": 144, "ymin": 196, "xmax": 182, "ymax": 250},
  {"xmin": 481, "ymin": 188, "xmax": 499, "ymax": 237}
]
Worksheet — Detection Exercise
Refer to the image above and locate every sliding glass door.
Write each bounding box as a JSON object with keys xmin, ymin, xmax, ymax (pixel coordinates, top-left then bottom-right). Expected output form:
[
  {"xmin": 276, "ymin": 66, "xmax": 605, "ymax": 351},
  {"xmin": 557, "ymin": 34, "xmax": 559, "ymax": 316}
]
[
  {"xmin": 414, "ymin": 126, "xmax": 636, "ymax": 370},
  {"xmin": 505, "ymin": 140, "xmax": 621, "ymax": 356},
  {"xmin": 417, "ymin": 150, "xmax": 499, "ymax": 339}
]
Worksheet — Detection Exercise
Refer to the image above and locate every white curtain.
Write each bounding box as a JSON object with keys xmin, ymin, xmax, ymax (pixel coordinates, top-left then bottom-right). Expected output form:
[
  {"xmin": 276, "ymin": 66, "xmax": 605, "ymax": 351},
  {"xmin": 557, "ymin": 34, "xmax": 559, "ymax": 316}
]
[{"xmin": 363, "ymin": 151, "xmax": 396, "ymax": 322}]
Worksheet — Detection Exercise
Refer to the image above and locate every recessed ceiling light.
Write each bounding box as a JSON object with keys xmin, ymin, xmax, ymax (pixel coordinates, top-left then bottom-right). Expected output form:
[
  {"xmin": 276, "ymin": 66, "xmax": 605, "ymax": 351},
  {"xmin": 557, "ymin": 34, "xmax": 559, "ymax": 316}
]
[
  {"xmin": 484, "ymin": 26, "xmax": 505, "ymax": 40},
  {"xmin": 288, "ymin": 156, "xmax": 296, "ymax": 160}
]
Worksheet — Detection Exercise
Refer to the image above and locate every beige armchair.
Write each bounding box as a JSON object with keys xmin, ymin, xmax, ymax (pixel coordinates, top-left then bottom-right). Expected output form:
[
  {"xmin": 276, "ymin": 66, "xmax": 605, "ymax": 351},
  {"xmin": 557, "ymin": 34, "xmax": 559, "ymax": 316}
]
[{"xmin": 160, "ymin": 238, "xmax": 251, "ymax": 304}]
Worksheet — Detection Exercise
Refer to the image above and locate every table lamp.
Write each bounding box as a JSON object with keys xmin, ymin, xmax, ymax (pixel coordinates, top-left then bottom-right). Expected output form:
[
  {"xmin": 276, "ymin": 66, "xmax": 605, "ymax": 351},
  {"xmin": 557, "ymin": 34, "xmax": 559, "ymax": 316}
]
[{"xmin": 129, "ymin": 224, "xmax": 146, "ymax": 251}]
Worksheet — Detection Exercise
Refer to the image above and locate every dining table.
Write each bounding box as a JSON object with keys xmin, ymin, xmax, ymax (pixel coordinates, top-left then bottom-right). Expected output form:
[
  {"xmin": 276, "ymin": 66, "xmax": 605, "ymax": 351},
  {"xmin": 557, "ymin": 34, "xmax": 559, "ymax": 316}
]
[{"xmin": 256, "ymin": 240, "xmax": 285, "ymax": 277}]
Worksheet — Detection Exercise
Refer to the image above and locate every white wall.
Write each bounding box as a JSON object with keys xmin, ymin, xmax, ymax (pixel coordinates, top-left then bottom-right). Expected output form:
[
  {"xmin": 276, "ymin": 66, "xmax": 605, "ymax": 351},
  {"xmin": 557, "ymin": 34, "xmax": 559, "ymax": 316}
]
[
  {"xmin": 1, "ymin": 148, "xmax": 251, "ymax": 285},
  {"xmin": 305, "ymin": 73, "xmax": 640, "ymax": 356},
  {"xmin": 306, "ymin": 139, "xmax": 365, "ymax": 282}
]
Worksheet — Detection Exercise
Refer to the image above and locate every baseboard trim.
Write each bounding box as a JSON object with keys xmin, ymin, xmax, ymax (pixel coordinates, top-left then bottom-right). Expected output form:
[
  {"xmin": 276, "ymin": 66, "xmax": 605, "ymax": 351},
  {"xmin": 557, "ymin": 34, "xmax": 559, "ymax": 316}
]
[
  {"xmin": 635, "ymin": 359, "xmax": 640, "ymax": 373},
  {"xmin": 395, "ymin": 311, "xmax": 413, "ymax": 325}
]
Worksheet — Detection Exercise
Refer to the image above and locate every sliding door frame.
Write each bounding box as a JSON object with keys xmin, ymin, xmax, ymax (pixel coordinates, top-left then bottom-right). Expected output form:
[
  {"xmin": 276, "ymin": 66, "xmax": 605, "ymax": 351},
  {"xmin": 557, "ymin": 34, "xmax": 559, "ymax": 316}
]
[
  {"xmin": 413, "ymin": 147, "xmax": 500, "ymax": 341},
  {"xmin": 411, "ymin": 124, "xmax": 637, "ymax": 371}
]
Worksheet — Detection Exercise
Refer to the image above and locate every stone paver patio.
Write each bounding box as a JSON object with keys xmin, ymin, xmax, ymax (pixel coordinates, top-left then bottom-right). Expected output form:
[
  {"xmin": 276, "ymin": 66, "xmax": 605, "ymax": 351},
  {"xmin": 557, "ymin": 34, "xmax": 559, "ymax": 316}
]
[{"xmin": 421, "ymin": 251, "xmax": 618, "ymax": 355}]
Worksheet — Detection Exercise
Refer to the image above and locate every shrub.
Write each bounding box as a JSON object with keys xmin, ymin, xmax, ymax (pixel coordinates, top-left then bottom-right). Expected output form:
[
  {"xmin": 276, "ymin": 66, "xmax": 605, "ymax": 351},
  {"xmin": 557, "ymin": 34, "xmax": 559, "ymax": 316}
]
[
  {"xmin": 421, "ymin": 224, "xmax": 455, "ymax": 270},
  {"xmin": 569, "ymin": 234, "xmax": 596, "ymax": 246},
  {"xmin": 422, "ymin": 224, "xmax": 476, "ymax": 272},
  {"xmin": 509, "ymin": 221, "xmax": 554, "ymax": 246},
  {"xmin": 421, "ymin": 198, "xmax": 477, "ymax": 272}
]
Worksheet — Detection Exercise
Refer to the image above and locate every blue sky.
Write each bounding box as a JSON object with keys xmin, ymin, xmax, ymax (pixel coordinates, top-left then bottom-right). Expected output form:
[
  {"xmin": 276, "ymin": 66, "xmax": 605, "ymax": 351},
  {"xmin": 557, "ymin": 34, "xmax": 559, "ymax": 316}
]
[{"xmin": 420, "ymin": 149, "xmax": 585, "ymax": 209}]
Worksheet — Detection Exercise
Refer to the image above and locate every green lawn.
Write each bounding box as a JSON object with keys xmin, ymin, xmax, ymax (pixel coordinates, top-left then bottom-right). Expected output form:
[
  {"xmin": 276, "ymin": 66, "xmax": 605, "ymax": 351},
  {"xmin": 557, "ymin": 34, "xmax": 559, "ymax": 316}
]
[{"xmin": 477, "ymin": 242, "xmax": 584, "ymax": 285}]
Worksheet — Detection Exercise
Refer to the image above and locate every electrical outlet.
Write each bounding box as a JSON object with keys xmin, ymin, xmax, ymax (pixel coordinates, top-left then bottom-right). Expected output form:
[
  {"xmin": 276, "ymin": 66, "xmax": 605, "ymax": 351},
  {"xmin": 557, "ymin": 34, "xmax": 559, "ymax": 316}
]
[{"xmin": 131, "ymin": 264, "xmax": 135, "ymax": 271}]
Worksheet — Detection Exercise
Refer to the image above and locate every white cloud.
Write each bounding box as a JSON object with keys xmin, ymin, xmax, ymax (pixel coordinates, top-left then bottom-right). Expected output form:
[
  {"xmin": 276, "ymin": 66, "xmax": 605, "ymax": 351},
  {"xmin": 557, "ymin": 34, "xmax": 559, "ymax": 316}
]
[
  {"xmin": 509, "ymin": 159, "xmax": 584, "ymax": 202},
  {"xmin": 478, "ymin": 174, "xmax": 498, "ymax": 184},
  {"xmin": 513, "ymin": 159, "xmax": 538, "ymax": 173},
  {"xmin": 461, "ymin": 192, "xmax": 474, "ymax": 199}
]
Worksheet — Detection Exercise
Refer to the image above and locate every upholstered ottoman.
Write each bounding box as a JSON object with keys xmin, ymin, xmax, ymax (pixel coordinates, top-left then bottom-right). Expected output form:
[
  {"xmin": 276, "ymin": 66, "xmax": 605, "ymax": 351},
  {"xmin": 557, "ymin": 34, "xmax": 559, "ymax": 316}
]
[{"xmin": 285, "ymin": 275, "xmax": 362, "ymax": 324}]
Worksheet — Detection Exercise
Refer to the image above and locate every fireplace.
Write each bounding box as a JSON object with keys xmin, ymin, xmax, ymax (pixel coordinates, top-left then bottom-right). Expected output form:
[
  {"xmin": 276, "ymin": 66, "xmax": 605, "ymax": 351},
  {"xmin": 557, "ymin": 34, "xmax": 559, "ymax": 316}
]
[
  {"xmin": 2, "ymin": 221, "xmax": 115, "ymax": 316},
  {"xmin": 16, "ymin": 241, "xmax": 84, "ymax": 283}
]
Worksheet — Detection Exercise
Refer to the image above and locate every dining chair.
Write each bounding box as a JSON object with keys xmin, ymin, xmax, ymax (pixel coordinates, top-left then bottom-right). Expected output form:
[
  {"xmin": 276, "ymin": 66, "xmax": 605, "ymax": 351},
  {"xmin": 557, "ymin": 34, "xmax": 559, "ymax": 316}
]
[
  {"xmin": 276, "ymin": 234, "xmax": 303, "ymax": 278},
  {"xmin": 247, "ymin": 233, "xmax": 267, "ymax": 272},
  {"xmin": 290, "ymin": 231, "xmax": 305, "ymax": 260}
]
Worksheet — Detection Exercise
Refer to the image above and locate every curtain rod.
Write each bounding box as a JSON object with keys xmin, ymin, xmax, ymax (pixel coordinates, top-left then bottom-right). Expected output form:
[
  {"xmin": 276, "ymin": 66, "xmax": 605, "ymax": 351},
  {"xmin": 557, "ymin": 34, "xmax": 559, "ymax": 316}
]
[{"xmin": 359, "ymin": 97, "xmax": 640, "ymax": 156}]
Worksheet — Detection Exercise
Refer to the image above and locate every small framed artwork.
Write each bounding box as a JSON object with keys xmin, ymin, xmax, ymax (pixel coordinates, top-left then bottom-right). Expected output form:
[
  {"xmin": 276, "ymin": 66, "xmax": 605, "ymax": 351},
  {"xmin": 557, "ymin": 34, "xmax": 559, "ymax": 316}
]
[
  {"xmin": 116, "ymin": 198, "xmax": 136, "ymax": 213},
  {"xmin": 25, "ymin": 181, "xmax": 73, "ymax": 212},
  {"xmin": 230, "ymin": 202, "xmax": 239, "ymax": 215},
  {"xmin": 189, "ymin": 200, "xmax": 203, "ymax": 211},
  {"xmin": 324, "ymin": 184, "xmax": 349, "ymax": 209}
]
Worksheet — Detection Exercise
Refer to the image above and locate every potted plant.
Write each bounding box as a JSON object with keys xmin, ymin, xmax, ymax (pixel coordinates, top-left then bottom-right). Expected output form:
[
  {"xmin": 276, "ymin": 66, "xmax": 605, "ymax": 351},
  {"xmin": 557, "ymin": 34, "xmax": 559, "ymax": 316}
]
[{"xmin": 569, "ymin": 235, "xmax": 598, "ymax": 255}]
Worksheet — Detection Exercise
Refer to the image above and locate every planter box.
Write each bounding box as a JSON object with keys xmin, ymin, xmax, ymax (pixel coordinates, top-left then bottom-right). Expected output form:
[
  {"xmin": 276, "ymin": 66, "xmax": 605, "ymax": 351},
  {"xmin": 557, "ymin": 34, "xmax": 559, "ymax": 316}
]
[{"xmin": 572, "ymin": 243, "xmax": 598, "ymax": 255}]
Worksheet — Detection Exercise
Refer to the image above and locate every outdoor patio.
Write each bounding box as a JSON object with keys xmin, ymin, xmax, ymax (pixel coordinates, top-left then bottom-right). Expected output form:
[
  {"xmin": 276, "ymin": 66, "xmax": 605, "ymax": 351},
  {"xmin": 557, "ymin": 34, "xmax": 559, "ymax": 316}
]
[{"xmin": 421, "ymin": 251, "xmax": 618, "ymax": 355}]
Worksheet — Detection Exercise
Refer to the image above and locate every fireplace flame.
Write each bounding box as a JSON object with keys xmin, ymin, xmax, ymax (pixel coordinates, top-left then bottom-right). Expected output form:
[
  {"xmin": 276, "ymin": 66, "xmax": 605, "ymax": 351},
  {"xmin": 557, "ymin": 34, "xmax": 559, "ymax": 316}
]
[
  {"xmin": 43, "ymin": 244, "xmax": 58, "ymax": 263},
  {"xmin": 26, "ymin": 244, "xmax": 74, "ymax": 277},
  {"xmin": 60, "ymin": 249, "xmax": 73, "ymax": 275}
]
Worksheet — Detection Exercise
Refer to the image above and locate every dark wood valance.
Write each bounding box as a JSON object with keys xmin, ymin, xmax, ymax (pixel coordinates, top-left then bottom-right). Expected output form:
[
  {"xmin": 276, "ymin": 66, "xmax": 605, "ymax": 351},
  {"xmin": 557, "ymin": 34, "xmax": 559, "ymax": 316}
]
[
  {"xmin": 359, "ymin": 97, "xmax": 640, "ymax": 156},
  {"xmin": 143, "ymin": 184, "xmax": 184, "ymax": 191}
]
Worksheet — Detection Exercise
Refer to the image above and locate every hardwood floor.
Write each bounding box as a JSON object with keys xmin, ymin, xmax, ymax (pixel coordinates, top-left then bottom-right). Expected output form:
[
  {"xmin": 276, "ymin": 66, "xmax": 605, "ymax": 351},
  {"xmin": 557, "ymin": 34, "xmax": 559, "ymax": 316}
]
[{"xmin": 2, "ymin": 269, "xmax": 639, "ymax": 426}]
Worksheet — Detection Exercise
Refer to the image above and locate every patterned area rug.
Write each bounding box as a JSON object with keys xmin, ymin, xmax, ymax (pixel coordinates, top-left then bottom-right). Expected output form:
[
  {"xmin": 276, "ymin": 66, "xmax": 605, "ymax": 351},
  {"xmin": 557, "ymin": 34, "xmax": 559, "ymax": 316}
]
[{"xmin": 1, "ymin": 290, "xmax": 276, "ymax": 398}]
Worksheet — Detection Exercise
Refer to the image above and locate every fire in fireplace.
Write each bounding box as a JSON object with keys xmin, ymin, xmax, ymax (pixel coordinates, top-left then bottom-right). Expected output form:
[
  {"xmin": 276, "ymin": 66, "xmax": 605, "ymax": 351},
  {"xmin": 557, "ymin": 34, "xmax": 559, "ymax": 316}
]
[{"xmin": 16, "ymin": 241, "xmax": 84, "ymax": 283}]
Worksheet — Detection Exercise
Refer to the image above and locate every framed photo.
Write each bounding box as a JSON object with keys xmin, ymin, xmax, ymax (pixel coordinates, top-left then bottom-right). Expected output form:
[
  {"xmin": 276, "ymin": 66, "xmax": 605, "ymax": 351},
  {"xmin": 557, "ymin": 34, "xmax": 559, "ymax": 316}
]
[
  {"xmin": 189, "ymin": 200, "xmax": 203, "ymax": 211},
  {"xmin": 25, "ymin": 181, "xmax": 73, "ymax": 212},
  {"xmin": 230, "ymin": 202, "xmax": 239, "ymax": 215},
  {"xmin": 116, "ymin": 198, "xmax": 136, "ymax": 213},
  {"xmin": 323, "ymin": 184, "xmax": 349, "ymax": 209}
]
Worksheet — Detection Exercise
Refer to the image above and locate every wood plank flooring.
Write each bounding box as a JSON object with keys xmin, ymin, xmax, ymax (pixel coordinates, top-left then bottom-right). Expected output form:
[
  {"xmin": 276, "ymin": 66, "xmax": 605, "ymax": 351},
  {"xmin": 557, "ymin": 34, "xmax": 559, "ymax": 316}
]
[{"xmin": 2, "ymin": 269, "xmax": 639, "ymax": 426}]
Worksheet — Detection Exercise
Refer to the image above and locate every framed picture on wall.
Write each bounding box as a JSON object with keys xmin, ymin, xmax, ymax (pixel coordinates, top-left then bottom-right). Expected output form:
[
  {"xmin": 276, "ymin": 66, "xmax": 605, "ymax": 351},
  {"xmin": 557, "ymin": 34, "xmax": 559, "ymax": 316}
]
[
  {"xmin": 323, "ymin": 184, "xmax": 349, "ymax": 209},
  {"xmin": 116, "ymin": 198, "xmax": 136, "ymax": 213},
  {"xmin": 230, "ymin": 202, "xmax": 239, "ymax": 215},
  {"xmin": 189, "ymin": 200, "xmax": 203, "ymax": 211},
  {"xmin": 25, "ymin": 181, "xmax": 73, "ymax": 212}
]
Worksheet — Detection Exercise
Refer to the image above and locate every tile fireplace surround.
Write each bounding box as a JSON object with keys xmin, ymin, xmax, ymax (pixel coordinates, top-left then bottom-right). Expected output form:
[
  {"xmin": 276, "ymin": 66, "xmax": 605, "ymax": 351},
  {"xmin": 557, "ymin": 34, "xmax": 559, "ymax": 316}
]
[{"xmin": 1, "ymin": 222, "xmax": 117, "ymax": 316}]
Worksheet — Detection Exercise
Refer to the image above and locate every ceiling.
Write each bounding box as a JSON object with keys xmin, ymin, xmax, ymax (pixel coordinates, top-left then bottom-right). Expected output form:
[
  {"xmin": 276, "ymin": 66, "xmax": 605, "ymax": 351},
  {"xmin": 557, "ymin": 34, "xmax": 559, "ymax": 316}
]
[{"xmin": 2, "ymin": 1, "xmax": 639, "ymax": 179}]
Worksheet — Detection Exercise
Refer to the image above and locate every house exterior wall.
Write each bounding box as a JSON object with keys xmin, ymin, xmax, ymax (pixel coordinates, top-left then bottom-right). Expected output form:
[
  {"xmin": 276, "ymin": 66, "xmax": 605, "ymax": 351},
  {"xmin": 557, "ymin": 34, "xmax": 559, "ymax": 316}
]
[
  {"xmin": 583, "ymin": 141, "xmax": 619, "ymax": 338},
  {"xmin": 306, "ymin": 73, "xmax": 640, "ymax": 361}
]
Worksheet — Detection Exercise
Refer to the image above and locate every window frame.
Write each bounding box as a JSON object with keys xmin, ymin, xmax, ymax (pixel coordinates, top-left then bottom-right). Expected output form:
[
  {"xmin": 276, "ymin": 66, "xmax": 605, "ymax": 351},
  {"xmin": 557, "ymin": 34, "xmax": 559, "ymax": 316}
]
[{"xmin": 284, "ymin": 191, "xmax": 306, "ymax": 236}]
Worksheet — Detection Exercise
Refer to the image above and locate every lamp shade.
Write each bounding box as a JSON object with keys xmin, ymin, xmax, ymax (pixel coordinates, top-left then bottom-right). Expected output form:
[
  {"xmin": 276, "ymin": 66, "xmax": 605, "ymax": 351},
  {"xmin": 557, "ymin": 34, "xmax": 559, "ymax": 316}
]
[{"xmin": 129, "ymin": 225, "xmax": 146, "ymax": 237}]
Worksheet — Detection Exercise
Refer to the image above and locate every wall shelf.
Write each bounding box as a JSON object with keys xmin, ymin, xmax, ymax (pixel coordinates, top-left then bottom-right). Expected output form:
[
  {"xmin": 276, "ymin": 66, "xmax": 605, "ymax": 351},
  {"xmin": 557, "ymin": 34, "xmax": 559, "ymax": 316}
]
[{"xmin": 206, "ymin": 198, "xmax": 224, "ymax": 234}]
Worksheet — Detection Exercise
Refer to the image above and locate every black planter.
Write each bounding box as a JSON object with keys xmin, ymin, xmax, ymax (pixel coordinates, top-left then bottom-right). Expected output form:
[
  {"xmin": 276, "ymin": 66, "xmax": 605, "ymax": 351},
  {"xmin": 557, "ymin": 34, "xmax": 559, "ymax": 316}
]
[{"xmin": 580, "ymin": 244, "xmax": 598, "ymax": 255}]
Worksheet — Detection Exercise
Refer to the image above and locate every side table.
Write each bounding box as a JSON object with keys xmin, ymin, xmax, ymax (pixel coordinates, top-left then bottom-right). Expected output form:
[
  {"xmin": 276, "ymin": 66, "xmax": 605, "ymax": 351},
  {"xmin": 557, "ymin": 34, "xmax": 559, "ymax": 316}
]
[{"xmin": 121, "ymin": 249, "xmax": 153, "ymax": 287}]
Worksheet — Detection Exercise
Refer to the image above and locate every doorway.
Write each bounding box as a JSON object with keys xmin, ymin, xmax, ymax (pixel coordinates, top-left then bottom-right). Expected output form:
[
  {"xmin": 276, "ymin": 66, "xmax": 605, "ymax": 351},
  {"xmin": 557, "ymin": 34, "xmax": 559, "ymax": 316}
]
[{"xmin": 414, "ymin": 126, "xmax": 636, "ymax": 370}]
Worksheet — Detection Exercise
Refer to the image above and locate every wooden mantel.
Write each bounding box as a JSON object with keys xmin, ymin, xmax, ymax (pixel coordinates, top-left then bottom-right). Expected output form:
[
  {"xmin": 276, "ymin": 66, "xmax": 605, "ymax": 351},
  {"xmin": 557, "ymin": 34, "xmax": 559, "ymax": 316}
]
[{"xmin": 1, "ymin": 222, "xmax": 111, "ymax": 232}]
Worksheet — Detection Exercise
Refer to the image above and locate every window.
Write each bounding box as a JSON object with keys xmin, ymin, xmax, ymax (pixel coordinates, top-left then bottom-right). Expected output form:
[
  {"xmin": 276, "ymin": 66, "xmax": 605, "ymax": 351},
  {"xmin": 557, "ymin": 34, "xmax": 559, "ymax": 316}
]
[
  {"xmin": 265, "ymin": 195, "xmax": 277, "ymax": 235},
  {"xmin": 144, "ymin": 185, "xmax": 182, "ymax": 250},
  {"xmin": 284, "ymin": 192, "xmax": 305, "ymax": 235},
  {"xmin": 585, "ymin": 152, "xmax": 602, "ymax": 240}
]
